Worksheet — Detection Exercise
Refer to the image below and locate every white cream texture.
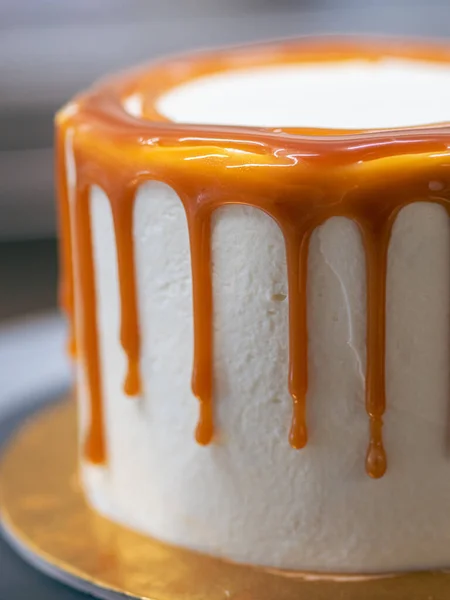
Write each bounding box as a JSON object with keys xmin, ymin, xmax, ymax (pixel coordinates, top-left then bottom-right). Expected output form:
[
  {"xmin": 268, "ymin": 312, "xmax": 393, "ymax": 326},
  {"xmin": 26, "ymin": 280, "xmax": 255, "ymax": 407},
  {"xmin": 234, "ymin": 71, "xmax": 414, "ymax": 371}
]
[
  {"xmin": 77, "ymin": 186, "xmax": 450, "ymax": 573},
  {"xmin": 72, "ymin": 60, "xmax": 450, "ymax": 572},
  {"xmin": 158, "ymin": 59, "xmax": 450, "ymax": 129}
]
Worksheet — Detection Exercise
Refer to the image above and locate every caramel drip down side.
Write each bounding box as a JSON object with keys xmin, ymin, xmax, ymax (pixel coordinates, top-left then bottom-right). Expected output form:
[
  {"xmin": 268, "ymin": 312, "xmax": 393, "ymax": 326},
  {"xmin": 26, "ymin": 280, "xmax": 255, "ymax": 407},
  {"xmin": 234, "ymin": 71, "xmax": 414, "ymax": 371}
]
[
  {"xmin": 284, "ymin": 230, "xmax": 311, "ymax": 450},
  {"xmin": 110, "ymin": 186, "xmax": 142, "ymax": 397},
  {"xmin": 56, "ymin": 125, "xmax": 76, "ymax": 358},
  {"xmin": 74, "ymin": 180, "xmax": 106, "ymax": 464},
  {"xmin": 361, "ymin": 220, "xmax": 392, "ymax": 479},
  {"xmin": 188, "ymin": 208, "xmax": 214, "ymax": 445}
]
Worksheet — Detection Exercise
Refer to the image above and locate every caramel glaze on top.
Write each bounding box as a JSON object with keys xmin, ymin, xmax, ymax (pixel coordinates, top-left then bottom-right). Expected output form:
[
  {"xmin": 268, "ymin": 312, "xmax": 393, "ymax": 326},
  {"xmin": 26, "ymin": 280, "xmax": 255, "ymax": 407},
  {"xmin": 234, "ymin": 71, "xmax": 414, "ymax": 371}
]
[{"xmin": 56, "ymin": 38, "xmax": 450, "ymax": 478}]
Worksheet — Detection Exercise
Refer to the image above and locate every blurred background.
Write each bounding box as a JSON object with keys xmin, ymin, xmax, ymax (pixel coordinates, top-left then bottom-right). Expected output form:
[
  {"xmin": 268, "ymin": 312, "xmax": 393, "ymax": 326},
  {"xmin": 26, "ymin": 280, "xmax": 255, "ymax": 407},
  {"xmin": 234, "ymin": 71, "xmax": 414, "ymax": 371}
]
[{"xmin": 2, "ymin": 0, "xmax": 450, "ymax": 321}]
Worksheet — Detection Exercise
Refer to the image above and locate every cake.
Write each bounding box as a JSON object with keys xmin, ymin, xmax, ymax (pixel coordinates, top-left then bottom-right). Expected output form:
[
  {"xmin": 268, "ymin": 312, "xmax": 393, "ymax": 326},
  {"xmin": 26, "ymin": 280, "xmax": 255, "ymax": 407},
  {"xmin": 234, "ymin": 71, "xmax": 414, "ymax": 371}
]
[{"xmin": 56, "ymin": 38, "xmax": 450, "ymax": 574}]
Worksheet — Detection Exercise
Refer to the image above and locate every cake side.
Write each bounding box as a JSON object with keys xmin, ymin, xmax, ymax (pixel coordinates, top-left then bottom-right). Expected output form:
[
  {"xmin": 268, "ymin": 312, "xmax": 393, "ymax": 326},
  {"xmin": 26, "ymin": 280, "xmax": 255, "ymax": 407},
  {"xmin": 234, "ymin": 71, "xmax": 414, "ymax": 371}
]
[{"xmin": 79, "ymin": 182, "xmax": 450, "ymax": 572}]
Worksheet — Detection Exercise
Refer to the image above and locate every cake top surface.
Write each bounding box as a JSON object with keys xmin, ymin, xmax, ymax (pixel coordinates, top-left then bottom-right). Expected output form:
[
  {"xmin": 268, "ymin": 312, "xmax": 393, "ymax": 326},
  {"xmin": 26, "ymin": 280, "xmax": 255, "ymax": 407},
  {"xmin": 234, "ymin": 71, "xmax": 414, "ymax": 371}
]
[
  {"xmin": 59, "ymin": 37, "xmax": 450, "ymax": 169},
  {"xmin": 157, "ymin": 59, "xmax": 450, "ymax": 130}
]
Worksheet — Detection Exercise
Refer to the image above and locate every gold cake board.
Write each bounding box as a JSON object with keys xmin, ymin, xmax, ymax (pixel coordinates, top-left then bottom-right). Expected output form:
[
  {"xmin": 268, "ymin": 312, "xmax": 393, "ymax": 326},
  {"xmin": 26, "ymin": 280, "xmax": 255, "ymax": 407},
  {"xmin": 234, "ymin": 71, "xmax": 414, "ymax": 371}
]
[{"xmin": 0, "ymin": 399, "xmax": 449, "ymax": 600}]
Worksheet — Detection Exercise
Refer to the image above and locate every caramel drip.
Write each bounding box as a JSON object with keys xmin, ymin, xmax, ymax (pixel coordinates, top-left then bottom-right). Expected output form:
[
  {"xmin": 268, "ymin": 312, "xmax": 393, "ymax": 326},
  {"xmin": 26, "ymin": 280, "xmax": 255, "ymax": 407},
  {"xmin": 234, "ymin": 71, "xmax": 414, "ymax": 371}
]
[
  {"xmin": 55, "ymin": 125, "xmax": 76, "ymax": 358},
  {"xmin": 56, "ymin": 38, "xmax": 450, "ymax": 476},
  {"xmin": 285, "ymin": 231, "xmax": 310, "ymax": 450},
  {"xmin": 110, "ymin": 187, "xmax": 142, "ymax": 397},
  {"xmin": 362, "ymin": 221, "xmax": 391, "ymax": 479},
  {"xmin": 188, "ymin": 210, "xmax": 214, "ymax": 445},
  {"xmin": 74, "ymin": 181, "xmax": 106, "ymax": 464}
]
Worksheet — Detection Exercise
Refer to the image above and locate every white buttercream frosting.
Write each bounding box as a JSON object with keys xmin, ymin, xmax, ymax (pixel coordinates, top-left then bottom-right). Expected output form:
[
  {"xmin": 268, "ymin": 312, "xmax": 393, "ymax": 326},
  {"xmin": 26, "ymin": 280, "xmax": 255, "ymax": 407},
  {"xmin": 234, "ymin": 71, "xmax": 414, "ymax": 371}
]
[
  {"xmin": 78, "ymin": 182, "xmax": 450, "ymax": 573},
  {"xmin": 157, "ymin": 60, "xmax": 450, "ymax": 129}
]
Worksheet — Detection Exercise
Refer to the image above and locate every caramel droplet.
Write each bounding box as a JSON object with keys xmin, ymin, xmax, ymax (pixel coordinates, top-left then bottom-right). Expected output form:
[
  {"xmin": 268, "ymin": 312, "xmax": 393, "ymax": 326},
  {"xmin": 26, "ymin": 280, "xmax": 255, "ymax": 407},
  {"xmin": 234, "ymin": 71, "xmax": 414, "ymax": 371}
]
[
  {"xmin": 289, "ymin": 405, "xmax": 308, "ymax": 449},
  {"xmin": 84, "ymin": 431, "xmax": 105, "ymax": 465},
  {"xmin": 124, "ymin": 360, "xmax": 141, "ymax": 396},
  {"xmin": 195, "ymin": 402, "xmax": 214, "ymax": 445},
  {"xmin": 366, "ymin": 419, "xmax": 387, "ymax": 479}
]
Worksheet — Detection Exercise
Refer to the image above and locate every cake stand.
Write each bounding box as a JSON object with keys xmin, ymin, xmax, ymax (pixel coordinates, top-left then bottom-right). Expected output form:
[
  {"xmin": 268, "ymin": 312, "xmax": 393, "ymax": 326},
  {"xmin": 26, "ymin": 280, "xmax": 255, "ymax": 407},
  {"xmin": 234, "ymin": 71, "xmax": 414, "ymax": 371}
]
[
  {"xmin": 0, "ymin": 313, "xmax": 87, "ymax": 599},
  {"xmin": 1, "ymin": 394, "xmax": 450, "ymax": 600}
]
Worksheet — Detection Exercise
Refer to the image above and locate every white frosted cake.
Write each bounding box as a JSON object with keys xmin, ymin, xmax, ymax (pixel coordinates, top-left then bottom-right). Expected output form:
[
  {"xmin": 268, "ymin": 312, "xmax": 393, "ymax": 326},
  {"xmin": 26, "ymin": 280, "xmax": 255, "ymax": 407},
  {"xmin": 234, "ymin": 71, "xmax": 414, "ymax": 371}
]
[{"xmin": 56, "ymin": 38, "xmax": 450, "ymax": 574}]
